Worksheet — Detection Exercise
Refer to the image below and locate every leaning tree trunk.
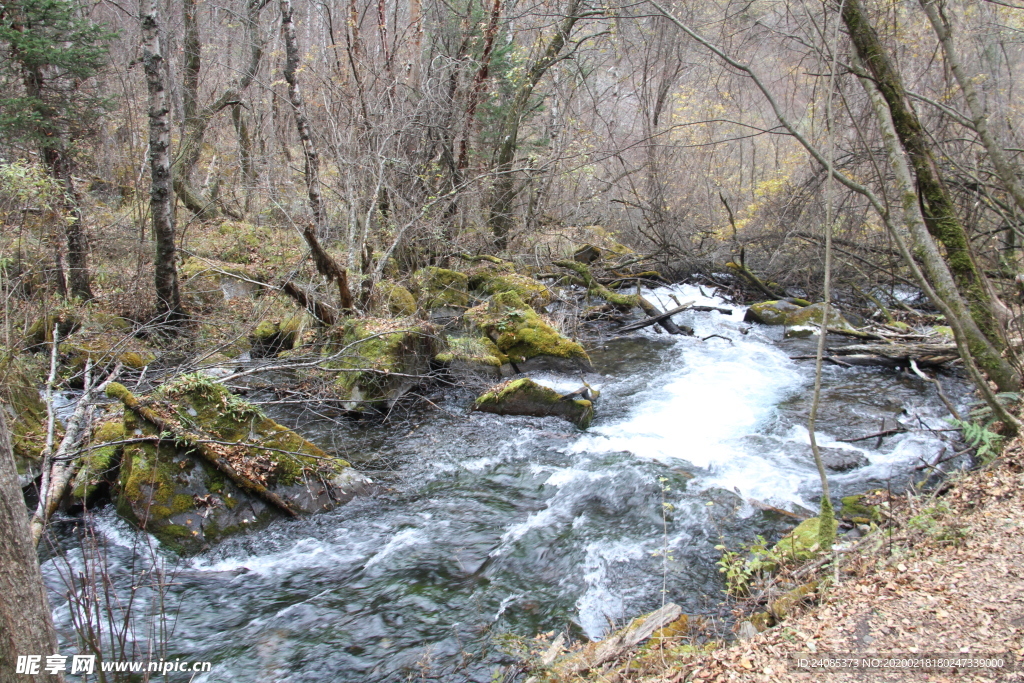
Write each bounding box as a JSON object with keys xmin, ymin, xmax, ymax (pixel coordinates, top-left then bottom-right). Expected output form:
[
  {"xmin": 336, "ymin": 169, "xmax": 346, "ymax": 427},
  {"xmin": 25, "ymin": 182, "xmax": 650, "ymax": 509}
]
[
  {"xmin": 142, "ymin": 0, "xmax": 183, "ymax": 322},
  {"xmin": 858, "ymin": 63, "xmax": 1021, "ymax": 393},
  {"xmin": 0, "ymin": 410, "xmax": 62, "ymax": 683},
  {"xmin": 841, "ymin": 0, "xmax": 1008, "ymax": 353},
  {"xmin": 280, "ymin": 0, "xmax": 326, "ymax": 237}
]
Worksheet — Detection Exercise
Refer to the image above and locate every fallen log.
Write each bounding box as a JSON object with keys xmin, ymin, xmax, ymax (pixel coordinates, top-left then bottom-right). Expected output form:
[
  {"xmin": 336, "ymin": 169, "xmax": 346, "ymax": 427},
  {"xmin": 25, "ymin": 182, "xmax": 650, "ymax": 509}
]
[
  {"xmin": 826, "ymin": 341, "xmax": 958, "ymax": 368},
  {"xmin": 618, "ymin": 302, "xmax": 693, "ymax": 332},
  {"xmin": 538, "ymin": 603, "xmax": 682, "ymax": 680},
  {"xmin": 105, "ymin": 382, "xmax": 301, "ymax": 518},
  {"xmin": 281, "ymin": 281, "xmax": 337, "ymax": 326}
]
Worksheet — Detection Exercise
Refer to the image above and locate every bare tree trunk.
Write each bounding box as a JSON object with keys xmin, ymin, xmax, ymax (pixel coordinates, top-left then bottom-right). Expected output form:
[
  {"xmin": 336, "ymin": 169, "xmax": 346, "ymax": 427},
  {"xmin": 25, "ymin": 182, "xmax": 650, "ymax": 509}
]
[
  {"xmin": 841, "ymin": 0, "xmax": 1007, "ymax": 352},
  {"xmin": 919, "ymin": 0, "xmax": 1024, "ymax": 220},
  {"xmin": 280, "ymin": 0, "xmax": 326, "ymax": 236},
  {"xmin": 489, "ymin": 0, "xmax": 582, "ymax": 250},
  {"xmin": 143, "ymin": 0, "xmax": 183, "ymax": 322},
  {"xmin": 42, "ymin": 149, "xmax": 93, "ymax": 301},
  {"xmin": 173, "ymin": 0, "xmax": 266, "ymax": 219},
  {"xmin": 0, "ymin": 410, "xmax": 62, "ymax": 683}
]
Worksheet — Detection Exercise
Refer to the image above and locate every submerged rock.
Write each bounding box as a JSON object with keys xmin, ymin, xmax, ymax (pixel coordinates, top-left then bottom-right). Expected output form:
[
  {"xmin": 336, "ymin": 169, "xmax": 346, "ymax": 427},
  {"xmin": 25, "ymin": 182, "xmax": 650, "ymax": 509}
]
[
  {"xmin": 112, "ymin": 374, "xmax": 368, "ymax": 554},
  {"xmin": 819, "ymin": 446, "xmax": 869, "ymax": 472},
  {"xmin": 466, "ymin": 291, "xmax": 591, "ymax": 373},
  {"xmin": 474, "ymin": 378, "xmax": 594, "ymax": 428},
  {"xmin": 325, "ymin": 318, "xmax": 437, "ymax": 413}
]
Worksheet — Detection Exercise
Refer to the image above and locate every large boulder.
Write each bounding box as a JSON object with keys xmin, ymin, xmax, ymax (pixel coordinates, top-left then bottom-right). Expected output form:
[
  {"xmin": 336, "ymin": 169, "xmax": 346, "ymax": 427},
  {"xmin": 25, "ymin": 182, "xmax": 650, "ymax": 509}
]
[
  {"xmin": 112, "ymin": 375, "xmax": 368, "ymax": 554},
  {"xmin": 474, "ymin": 378, "xmax": 594, "ymax": 428},
  {"xmin": 466, "ymin": 291, "xmax": 591, "ymax": 373},
  {"xmin": 743, "ymin": 300, "xmax": 802, "ymax": 326},
  {"xmin": 325, "ymin": 318, "xmax": 437, "ymax": 413},
  {"xmin": 370, "ymin": 281, "xmax": 417, "ymax": 316}
]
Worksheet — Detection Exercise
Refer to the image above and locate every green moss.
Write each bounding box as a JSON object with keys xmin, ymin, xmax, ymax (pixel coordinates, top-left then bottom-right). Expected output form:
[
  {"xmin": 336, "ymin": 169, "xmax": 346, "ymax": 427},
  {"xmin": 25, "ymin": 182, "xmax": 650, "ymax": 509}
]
[
  {"xmin": 771, "ymin": 516, "xmax": 837, "ymax": 563},
  {"xmin": 374, "ymin": 281, "xmax": 417, "ymax": 316},
  {"xmin": 840, "ymin": 494, "xmax": 882, "ymax": 524},
  {"xmin": 744, "ymin": 300, "xmax": 801, "ymax": 326},
  {"xmin": 466, "ymin": 292, "xmax": 589, "ymax": 365},
  {"xmin": 323, "ymin": 319, "xmax": 436, "ymax": 409},
  {"xmin": 474, "ymin": 378, "xmax": 593, "ymax": 428},
  {"xmin": 0, "ymin": 362, "xmax": 49, "ymax": 471},
  {"xmin": 410, "ymin": 267, "xmax": 469, "ymax": 309},
  {"xmin": 468, "ymin": 270, "xmax": 551, "ymax": 309},
  {"xmin": 61, "ymin": 334, "xmax": 156, "ymax": 373},
  {"xmin": 436, "ymin": 335, "xmax": 506, "ymax": 367},
  {"xmin": 71, "ymin": 419, "xmax": 126, "ymax": 501}
]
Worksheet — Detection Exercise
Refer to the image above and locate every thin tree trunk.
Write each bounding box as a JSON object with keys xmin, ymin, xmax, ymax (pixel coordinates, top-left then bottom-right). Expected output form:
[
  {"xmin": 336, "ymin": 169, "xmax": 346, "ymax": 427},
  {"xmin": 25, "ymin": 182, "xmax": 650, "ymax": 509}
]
[
  {"xmin": 919, "ymin": 0, "xmax": 1024, "ymax": 220},
  {"xmin": 143, "ymin": 0, "xmax": 183, "ymax": 322},
  {"xmin": 489, "ymin": 0, "xmax": 582, "ymax": 250},
  {"xmin": 280, "ymin": 0, "xmax": 326, "ymax": 236},
  {"xmin": 841, "ymin": 0, "xmax": 1007, "ymax": 351},
  {"xmin": 43, "ymin": 149, "xmax": 93, "ymax": 301},
  {"xmin": 0, "ymin": 410, "xmax": 62, "ymax": 683},
  {"xmin": 173, "ymin": 0, "xmax": 265, "ymax": 219}
]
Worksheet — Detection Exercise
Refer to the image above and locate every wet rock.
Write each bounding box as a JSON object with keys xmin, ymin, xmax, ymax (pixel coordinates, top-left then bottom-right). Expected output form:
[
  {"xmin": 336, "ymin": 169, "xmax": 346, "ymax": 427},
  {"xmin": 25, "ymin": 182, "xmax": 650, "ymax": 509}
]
[
  {"xmin": 744, "ymin": 300, "xmax": 802, "ymax": 326},
  {"xmin": 114, "ymin": 374, "xmax": 368, "ymax": 554},
  {"xmin": 466, "ymin": 291, "xmax": 591, "ymax": 374},
  {"xmin": 474, "ymin": 378, "xmax": 594, "ymax": 428},
  {"xmin": 784, "ymin": 302, "xmax": 858, "ymax": 337},
  {"xmin": 249, "ymin": 316, "xmax": 305, "ymax": 358},
  {"xmin": 820, "ymin": 447, "xmax": 869, "ymax": 472},
  {"xmin": 325, "ymin": 318, "xmax": 437, "ymax": 413}
]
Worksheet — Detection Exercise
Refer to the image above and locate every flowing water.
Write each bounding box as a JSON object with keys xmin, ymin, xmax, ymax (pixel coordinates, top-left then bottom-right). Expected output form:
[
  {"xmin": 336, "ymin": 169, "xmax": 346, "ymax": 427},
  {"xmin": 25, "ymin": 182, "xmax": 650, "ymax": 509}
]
[{"xmin": 42, "ymin": 285, "xmax": 966, "ymax": 682}]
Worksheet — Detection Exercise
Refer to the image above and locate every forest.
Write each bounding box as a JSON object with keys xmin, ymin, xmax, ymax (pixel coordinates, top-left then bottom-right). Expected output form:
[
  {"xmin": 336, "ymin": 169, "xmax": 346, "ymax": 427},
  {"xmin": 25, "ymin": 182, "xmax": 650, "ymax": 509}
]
[{"xmin": 2, "ymin": 0, "xmax": 1024, "ymax": 679}]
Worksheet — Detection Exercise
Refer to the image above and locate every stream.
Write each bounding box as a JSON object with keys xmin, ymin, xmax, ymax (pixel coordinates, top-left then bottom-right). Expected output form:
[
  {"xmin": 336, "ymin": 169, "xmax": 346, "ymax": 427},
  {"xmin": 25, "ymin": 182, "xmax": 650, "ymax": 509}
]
[{"xmin": 42, "ymin": 284, "xmax": 967, "ymax": 682}]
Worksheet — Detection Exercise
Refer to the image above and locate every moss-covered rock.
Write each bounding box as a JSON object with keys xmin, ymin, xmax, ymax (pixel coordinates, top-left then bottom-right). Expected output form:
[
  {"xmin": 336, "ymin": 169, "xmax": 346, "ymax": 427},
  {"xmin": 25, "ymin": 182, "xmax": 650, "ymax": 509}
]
[
  {"xmin": 474, "ymin": 378, "xmax": 593, "ymax": 428},
  {"xmin": 0, "ymin": 362, "xmax": 51, "ymax": 485},
  {"xmin": 249, "ymin": 315, "xmax": 304, "ymax": 358},
  {"xmin": 467, "ymin": 269, "xmax": 552, "ymax": 310},
  {"xmin": 410, "ymin": 267, "xmax": 469, "ymax": 309},
  {"xmin": 60, "ymin": 332, "xmax": 156, "ymax": 378},
  {"xmin": 325, "ymin": 319, "xmax": 437, "ymax": 413},
  {"xmin": 743, "ymin": 300, "xmax": 802, "ymax": 326},
  {"xmin": 783, "ymin": 302, "xmax": 857, "ymax": 337},
  {"xmin": 70, "ymin": 418, "xmax": 125, "ymax": 505},
  {"xmin": 772, "ymin": 516, "xmax": 836, "ymax": 563},
  {"xmin": 840, "ymin": 494, "xmax": 882, "ymax": 524},
  {"xmin": 371, "ymin": 281, "xmax": 417, "ymax": 316},
  {"xmin": 466, "ymin": 291, "xmax": 591, "ymax": 373},
  {"xmin": 25, "ymin": 310, "xmax": 81, "ymax": 349},
  {"xmin": 114, "ymin": 374, "xmax": 368, "ymax": 554},
  {"xmin": 435, "ymin": 335, "xmax": 509, "ymax": 380}
]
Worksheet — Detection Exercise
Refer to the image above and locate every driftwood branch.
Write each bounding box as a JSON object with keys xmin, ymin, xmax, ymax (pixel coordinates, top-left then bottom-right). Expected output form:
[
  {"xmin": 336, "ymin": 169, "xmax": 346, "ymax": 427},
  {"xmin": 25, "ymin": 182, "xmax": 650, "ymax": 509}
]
[
  {"xmin": 302, "ymin": 224, "xmax": 354, "ymax": 312},
  {"xmin": 618, "ymin": 302, "xmax": 693, "ymax": 332},
  {"xmin": 105, "ymin": 382, "xmax": 300, "ymax": 518}
]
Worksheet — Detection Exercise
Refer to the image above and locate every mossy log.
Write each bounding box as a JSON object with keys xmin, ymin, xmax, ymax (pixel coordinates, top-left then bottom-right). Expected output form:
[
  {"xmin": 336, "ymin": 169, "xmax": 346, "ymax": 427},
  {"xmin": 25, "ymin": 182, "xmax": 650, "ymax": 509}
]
[
  {"xmin": 454, "ymin": 253, "xmax": 507, "ymax": 265},
  {"xmin": 105, "ymin": 382, "xmax": 300, "ymax": 518},
  {"xmin": 726, "ymin": 261, "xmax": 786, "ymax": 299}
]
